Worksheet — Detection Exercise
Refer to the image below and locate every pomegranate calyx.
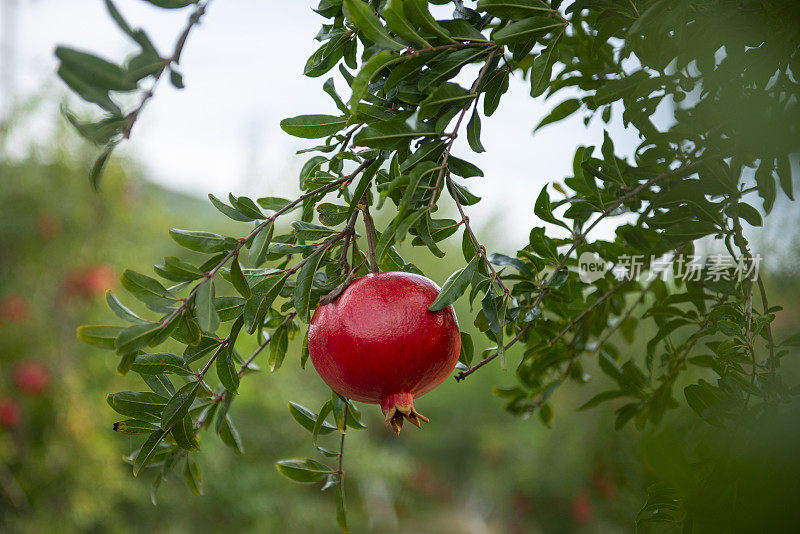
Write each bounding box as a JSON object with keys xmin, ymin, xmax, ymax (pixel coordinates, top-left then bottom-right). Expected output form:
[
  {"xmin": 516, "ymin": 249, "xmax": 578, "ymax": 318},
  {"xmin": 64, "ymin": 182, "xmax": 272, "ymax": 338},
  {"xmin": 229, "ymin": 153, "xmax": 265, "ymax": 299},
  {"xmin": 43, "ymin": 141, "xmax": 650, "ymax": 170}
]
[{"xmin": 380, "ymin": 392, "xmax": 429, "ymax": 435}]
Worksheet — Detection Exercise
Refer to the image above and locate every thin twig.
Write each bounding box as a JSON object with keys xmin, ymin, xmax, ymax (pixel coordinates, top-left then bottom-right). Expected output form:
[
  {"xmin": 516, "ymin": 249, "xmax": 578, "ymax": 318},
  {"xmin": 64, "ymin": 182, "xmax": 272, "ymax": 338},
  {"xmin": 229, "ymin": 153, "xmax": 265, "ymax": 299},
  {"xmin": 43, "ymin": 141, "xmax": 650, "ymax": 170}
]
[
  {"xmin": 428, "ymin": 48, "xmax": 498, "ymax": 210},
  {"xmin": 547, "ymin": 280, "xmax": 629, "ymax": 348},
  {"xmin": 123, "ymin": 0, "xmax": 212, "ymax": 138}
]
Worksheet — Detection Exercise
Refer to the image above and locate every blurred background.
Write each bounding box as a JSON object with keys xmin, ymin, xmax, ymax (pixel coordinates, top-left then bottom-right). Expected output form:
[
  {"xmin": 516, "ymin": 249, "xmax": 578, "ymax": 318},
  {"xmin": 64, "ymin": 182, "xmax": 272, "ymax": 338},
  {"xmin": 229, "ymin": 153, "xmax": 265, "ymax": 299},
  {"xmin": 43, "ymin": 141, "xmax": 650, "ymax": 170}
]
[{"xmin": 1, "ymin": 1, "xmax": 800, "ymax": 533}]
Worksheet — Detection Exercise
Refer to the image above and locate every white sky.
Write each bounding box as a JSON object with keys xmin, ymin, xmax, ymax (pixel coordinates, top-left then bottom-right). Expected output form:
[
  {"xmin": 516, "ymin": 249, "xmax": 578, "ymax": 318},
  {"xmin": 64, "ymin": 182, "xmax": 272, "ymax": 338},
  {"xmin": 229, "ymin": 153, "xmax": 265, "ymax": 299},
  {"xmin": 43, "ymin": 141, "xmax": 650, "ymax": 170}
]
[{"xmin": 3, "ymin": 0, "xmax": 651, "ymax": 251}]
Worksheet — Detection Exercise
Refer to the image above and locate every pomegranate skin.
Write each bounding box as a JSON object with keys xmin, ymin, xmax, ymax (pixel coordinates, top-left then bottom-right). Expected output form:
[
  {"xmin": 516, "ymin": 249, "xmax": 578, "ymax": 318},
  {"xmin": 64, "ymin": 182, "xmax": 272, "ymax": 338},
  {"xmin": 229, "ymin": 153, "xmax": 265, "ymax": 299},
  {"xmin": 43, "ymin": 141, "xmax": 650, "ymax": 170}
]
[{"xmin": 308, "ymin": 271, "xmax": 460, "ymax": 432}]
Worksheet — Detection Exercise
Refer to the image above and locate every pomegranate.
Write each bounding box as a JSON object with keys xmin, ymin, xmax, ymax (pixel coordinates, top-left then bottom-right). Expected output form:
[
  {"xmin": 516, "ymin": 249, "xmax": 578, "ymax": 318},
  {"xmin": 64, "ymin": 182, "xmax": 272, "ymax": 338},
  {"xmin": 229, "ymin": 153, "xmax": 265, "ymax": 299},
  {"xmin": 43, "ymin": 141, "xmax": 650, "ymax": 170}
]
[
  {"xmin": 308, "ymin": 272, "xmax": 460, "ymax": 434},
  {"xmin": 62, "ymin": 264, "xmax": 115, "ymax": 300},
  {"xmin": 0, "ymin": 398, "xmax": 21, "ymax": 429},
  {"xmin": 571, "ymin": 491, "xmax": 593, "ymax": 525},
  {"xmin": 13, "ymin": 360, "xmax": 50, "ymax": 396},
  {"xmin": 0, "ymin": 295, "xmax": 29, "ymax": 323}
]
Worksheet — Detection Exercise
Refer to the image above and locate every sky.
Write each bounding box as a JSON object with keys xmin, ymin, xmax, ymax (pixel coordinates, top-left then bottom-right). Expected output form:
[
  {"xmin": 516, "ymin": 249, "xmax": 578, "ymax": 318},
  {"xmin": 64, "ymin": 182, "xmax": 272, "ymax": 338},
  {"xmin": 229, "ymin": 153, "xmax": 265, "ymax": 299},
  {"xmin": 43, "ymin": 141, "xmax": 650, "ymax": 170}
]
[{"xmin": 3, "ymin": 0, "xmax": 652, "ymax": 252}]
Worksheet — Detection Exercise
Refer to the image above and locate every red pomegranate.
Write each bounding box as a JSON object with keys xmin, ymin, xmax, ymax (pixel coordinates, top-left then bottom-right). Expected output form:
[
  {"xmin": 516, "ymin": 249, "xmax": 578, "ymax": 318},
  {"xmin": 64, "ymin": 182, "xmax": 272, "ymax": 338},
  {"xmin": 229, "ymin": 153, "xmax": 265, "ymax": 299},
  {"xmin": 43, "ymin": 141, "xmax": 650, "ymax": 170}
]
[
  {"xmin": 13, "ymin": 360, "xmax": 50, "ymax": 396},
  {"xmin": 571, "ymin": 491, "xmax": 593, "ymax": 525},
  {"xmin": 308, "ymin": 272, "xmax": 460, "ymax": 434},
  {"xmin": 62, "ymin": 264, "xmax": 115, "ymax": 300},
  {"xmin": 0, "ymin": 398, "xmax": 21, "ymax": 429},
  {"xmin": 0, "ymin": 295, "xmax": 29, "ymax": 323}
]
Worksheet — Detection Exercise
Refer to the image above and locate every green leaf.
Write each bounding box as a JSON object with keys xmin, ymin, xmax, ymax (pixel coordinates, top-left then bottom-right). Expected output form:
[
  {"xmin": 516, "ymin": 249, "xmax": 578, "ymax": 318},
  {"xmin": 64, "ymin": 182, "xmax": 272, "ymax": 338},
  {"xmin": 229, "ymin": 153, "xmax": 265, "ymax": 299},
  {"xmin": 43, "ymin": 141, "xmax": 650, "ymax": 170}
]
[
  {"xmin": 195, "ymin": 280, "xmax": 221, "ymax": 333},
  {"xmin": 89, "ymin": 144, "xmax": 115, "ymax": 190},
  {"xmin": 493, "ymin": 17, "xmax": 562, "ymax": 45},
  {"xmin": 755, "ymin": 160, "xmax": 776, "ymax": 214},
  {"xmin": 57, "ymin": 64, "xmax": 121, "ymax": 114},
  {"xmin": 115, "ymin": 323, "xmax": 164, "ymax": 355},
  {"xmin": 313, "ymin": 401, "xmax": 334, "ymax": 444},
  {"xmin": 132, "ymin": 353, "xmax": 192, "ymax": 375},
  {"xmin": 449, "ymin": 180, "xmax": 481, "ymax": 205},
  {"xmin": 429, "ymin": 255, "xmax": 479, "ymax": 311},
  {"xmin": 113, "ymin": 419, "xmax": 160, "ymax": 436},
  {"xmin": 534, "ymin": 98, "xmax": 581, "ymax": 131},
  {"xmin": 230, "ymin": 257, "xmax": 251, "ymax": 298},
  {"xmin": 294, "ymin": 248, "xmax": 328, "ymax": 322},
  {"xmin": 776, "ymin": 155, "xmax": 794, "ymax": 200},
  {"xmin": 218, "ymin": 415, "xmax": 245, "ymax": 455},
  {"xmin": 269, "ymin": 324, "xmax": 290, "ymax": 372},
  {"xmin": 736, "ymin": 202, "xmax": 763, "ymax": 227},
  {"xmin": 275, "ymin": 458, "xmax": 333, "ymax": 483},
  {"xmin": 77, "ymin": 325, "xmax": 123, "ymax": 349},
  {"xmin": 353, "ymin": 115, "xmax": 435, "ymax": 149},
  {"xmin": 323, "ymin": 77, "xmax": 349, "ymax": 114},
  {"xmin": 216, "ymin": 349, "xmax": 240, "ymax": 394},
  {"xmin": 337, "ymin": 482, "xmax": 348, "ymax": 533},
  {"xmin": 533, "ymin": 186, "xmax": 568, "ymax": 229},
  {"xmin": 106, "ymin": 291, "xmax": 148, "ymax": 324},
  {"xmin": 154, "ymin": 256, "xmax": 204, "ymax": 282},
  {"xmin": 459, "ymin": 331, "xmax": 474, "ymax": 367},
  {"xmin": 466, "ymin": 108, "xmax": 485, "ymax": 153},
  {"xmin": 288, "ymin": 402, "xmax": 338, "ymax": 434},
  {"xmin": 169, "ymin": 229, "xmax": 237, "ymax": 254},
  {"xmin": 482, "ymin": 69, "xmax": 509, "ymax": 116},
  {"xmin": 55, "ymin": 46, "xmax": 137, "ymax": 91},
  {"xmin": 171, "ymin": 414, "xmax": 200, "ymax": 451},
  {"xmin": 184, "ymin": 455, "xmax": 203, "ymax": 495},
  {"xmin": 317, "ymin": 203, "xmax": 351, "ymax": 226},
  {"xmin": 257, "ymin": 197, "xmax": 296, "ymax": 212},
  {"xmin": 133, "ymin": 428, "xmax": 168, "ymax": 477},
  {"xmin": 230, "ymin": 194, "xmax": 265, "ymax": 220},
  {"xmin": 244, "ymin": 273, "xmax": 289, "ymax": 333},
  {"xmin": 249, "ymin": 221, "xmax": 275, "ymax": 267},
  {"xmin": 448, "ymin": 157, "xmax": 483, "ymax": 179},
  {"xmin": 121, "ymin": 269, "xmax": 178, "ymax": 307},
  {"xmin": 477, "ymin": 0, "xmax": 555, "ymax": 19},
  {"xmin": 529, "ymin": 31, "xmax": 562, "ymax": 97},
  {"xmin": 107, "ymin": 391, "xmax": 167, "ymax": 422},
  {"xmin": 208, "ymin": 194, "xmax": 253, "ymax": 222},
  {"xmin": 349, "ymin": 50, "xmax": 402, "ymax": 114},
  {"xmin": 418, "ymin": 47, "xmax": 489, "ymax": 90},
  {"xmin": 343, "ymin": 0, "xmax": 405, "ymax": 51},
  {"xmin": 280, "ymin": 114, "xmax": 349, "ymax": 139},
  {"xmin": 142, "ymin": 0, "xmax": 196, "ymax": 8},
  {"xmin": 578, "ymin": 390, "xmax": 627, "ymax": 411},
  {"xmin": 143, "ymin": 374, "xmax": 176, "ymax": 398},
  {"xmin": 161, "ymin": 382, "xmax": 199, "ymax": 429},
  {"xmin": 382, "ymin": 0, "xmax": 431, "ymax": 48},
  {"xmin": 400, "ymin": 0, "xmax": 456, "ymax": 43},
  {"xmin": 418, "ymin": 82, "xmax": 474, "ymax": 120}
]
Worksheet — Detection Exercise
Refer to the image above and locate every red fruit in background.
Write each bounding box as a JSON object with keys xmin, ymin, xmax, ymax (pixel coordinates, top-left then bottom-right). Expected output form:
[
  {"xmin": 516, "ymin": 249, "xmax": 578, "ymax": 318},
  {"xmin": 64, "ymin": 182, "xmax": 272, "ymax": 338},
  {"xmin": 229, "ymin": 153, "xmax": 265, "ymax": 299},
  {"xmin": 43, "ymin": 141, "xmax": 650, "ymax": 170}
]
[
  {"xmin": 0, "ymin": 398, "xmax": 21, "ymax": 429},
  {"xmin": 14, "ymin": 360, "xmax": 50, "ymax": 395},
  {"xmin": 308, "ymin": 272, "xmax": 460, "ymax": 434},
  {"xmin": 571, "ymin": 492, "xmax": 592, "ymax": 525},
  {"xmin": 62, "ymin": 264, "xmax": 115, "ymax": 300},
  {"xmin": 0, "ymin": 295, "xmax": 29, "ymax": 323}
]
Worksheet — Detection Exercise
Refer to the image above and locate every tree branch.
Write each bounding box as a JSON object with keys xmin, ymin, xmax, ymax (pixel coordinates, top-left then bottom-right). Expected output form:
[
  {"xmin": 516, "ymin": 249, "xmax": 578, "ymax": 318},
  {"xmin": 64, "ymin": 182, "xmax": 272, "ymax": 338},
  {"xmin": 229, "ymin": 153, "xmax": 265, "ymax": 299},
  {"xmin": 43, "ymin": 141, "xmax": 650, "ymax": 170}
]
[
  {"xmin": 160, "ymin": 159, "xmax": 375, "ymax": 329},
  {"xmin": 123, "ymin": 0, "xmax": 212, "ymax": 139},
  {"xmin": 455, "ymin": 159, "xmax": 709, "ymax": 381}
]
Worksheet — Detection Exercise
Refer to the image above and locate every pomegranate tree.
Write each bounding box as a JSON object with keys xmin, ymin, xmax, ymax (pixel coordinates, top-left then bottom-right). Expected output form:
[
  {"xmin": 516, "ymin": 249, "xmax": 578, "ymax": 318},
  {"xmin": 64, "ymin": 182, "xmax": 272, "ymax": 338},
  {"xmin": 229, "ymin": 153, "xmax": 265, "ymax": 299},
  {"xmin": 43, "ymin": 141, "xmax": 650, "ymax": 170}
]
[{"xmin": 309, "ymin": 272, "xmax": 460, "ymax": 434}]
